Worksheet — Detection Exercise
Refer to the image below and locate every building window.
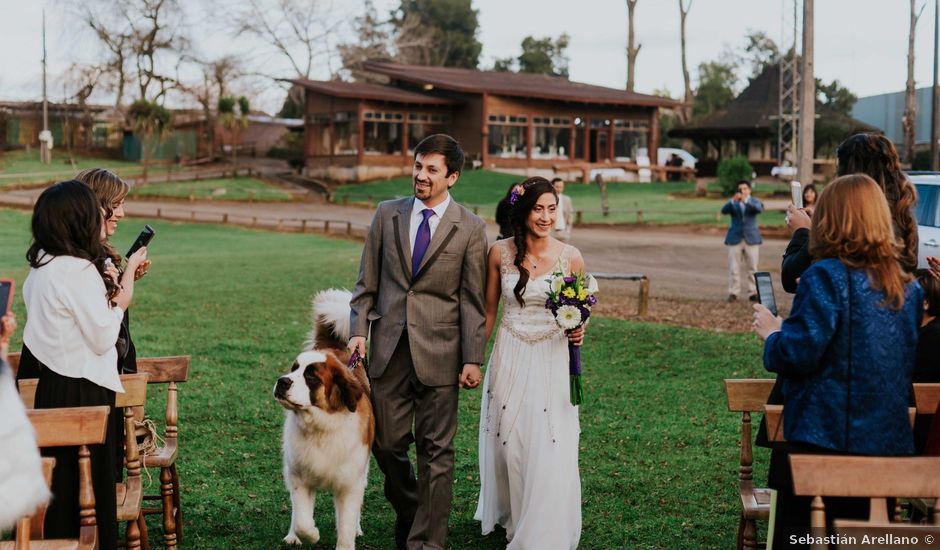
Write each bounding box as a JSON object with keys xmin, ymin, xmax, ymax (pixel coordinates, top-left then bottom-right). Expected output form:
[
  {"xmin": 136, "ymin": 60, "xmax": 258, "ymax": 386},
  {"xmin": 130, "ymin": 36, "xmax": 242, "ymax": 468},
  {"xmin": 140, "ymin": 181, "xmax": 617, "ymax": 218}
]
[
  {"xmin": 574, "ymin": 117, "xmax": 585, "ymax": 160},
  {"xmin": 487, "ymin": 114, "xmax": 528, "ymax": 158},
  {"xmin": 532, "ymin": 116, "xmax": 571, "ymax": 159},
  {"xmin": 332, "ymin": 111, "xmax": 358, "ymax": 156},
  {"xmin": 612, "ymin": 119, "xmax": 649, "ymax": 161},
  {"xmin": 408, "ymin": 112, "xmax": 450, "ymax": 153},
  {"xmin": 362, "ymin": 111, "xmax": 403, "ymax": 155},
  {"xmin": 307, "ymin": 112, "xmax": 331, "ymax": 155}
]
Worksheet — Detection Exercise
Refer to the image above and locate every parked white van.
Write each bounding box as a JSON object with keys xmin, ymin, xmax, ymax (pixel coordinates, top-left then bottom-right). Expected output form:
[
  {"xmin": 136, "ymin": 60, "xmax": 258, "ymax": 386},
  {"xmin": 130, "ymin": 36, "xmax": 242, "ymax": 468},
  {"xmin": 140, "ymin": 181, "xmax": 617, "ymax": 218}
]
[{"xmin": 910, "ymin": 171, "xmax": 940, "ymax": 269}]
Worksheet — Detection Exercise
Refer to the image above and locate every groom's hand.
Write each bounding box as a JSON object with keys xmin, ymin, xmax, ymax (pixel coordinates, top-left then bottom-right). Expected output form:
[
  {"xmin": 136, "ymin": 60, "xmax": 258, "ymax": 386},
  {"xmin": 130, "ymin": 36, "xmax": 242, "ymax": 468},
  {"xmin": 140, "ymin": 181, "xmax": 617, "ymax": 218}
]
[
  {"xmin": 459, "ymin": 363, "xmax": 481, "ymax": 390},
  {"xmin": 348, "ymin": 336, "xmax": 367, "ymax": 358}
]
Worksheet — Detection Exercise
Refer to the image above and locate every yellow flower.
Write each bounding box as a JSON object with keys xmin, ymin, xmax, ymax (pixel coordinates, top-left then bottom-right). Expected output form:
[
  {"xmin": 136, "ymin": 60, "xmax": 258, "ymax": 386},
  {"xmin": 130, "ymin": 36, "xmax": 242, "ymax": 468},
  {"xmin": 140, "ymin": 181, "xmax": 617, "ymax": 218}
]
[
  {"xmin": 577, "ymin": 289, "xmax": 588, "ymax": 301},
  {"xmin": 562, "ymin": 288, "xmax": 576, "ymax": 298}
]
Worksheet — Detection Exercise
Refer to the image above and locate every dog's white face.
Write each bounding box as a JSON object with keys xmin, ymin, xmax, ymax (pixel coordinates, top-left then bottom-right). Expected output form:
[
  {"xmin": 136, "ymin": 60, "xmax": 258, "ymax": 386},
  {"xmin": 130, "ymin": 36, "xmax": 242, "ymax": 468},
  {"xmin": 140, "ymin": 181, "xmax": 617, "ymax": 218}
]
[{"xmin": 273, "ymin": 350, "xmax": 362, "ymax": 413}]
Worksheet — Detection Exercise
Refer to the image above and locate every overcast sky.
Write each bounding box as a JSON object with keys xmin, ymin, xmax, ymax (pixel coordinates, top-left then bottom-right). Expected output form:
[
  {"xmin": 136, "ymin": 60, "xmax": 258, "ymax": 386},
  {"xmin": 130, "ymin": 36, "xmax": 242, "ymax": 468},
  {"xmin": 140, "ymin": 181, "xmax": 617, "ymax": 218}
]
[{"xmin": 0, "ymin": 0, "xmax": 937, "ymax": 113}]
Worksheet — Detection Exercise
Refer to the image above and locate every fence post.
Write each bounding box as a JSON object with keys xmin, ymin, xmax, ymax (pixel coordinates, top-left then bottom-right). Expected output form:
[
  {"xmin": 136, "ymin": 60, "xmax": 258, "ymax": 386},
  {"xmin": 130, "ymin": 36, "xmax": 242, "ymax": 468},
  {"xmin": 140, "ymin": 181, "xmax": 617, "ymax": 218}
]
[
  {"xmin": 636, "ymin": 210, "xmax": 643, "ymax": 224},
  {"xmin": 637, "ymin": 277, "xmax": 650, "ymax": 316},
  {"xmin": 191, "ymin": 211, "xmax": 196, "ymax": 221},
  {"xmin": 156, "ymin": 208, "xmax": 162, "ymax": 218},
  {"xmin": 325, "ymin": 220, "xmax": 331, "ymax": 233},
  {"xmin": 346, "ymin": 221, "xmax": 352, "ymax": 235},
  {"xmin": 223, "ymin": 213, "xmax": 228, "ymax": 224},
  {"xmin": 575, "ymin": 211, "xmax": 583, "ymax": 225},
  {"xmin": 301, "ymin": 219, "xmax": 307, "ymax": 233},
  {"xmin": 252, "ymin": 217, "xmax": 257, "ymax": 227}
]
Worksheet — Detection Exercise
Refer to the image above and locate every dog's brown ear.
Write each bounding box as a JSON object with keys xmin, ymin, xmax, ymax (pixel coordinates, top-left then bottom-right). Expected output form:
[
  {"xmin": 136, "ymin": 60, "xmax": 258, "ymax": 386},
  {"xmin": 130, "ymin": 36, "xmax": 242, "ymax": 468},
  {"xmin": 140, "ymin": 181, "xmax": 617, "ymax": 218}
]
[{"xmin": 325, "ymin": 355, "xmax": 363, "ymax": 413}]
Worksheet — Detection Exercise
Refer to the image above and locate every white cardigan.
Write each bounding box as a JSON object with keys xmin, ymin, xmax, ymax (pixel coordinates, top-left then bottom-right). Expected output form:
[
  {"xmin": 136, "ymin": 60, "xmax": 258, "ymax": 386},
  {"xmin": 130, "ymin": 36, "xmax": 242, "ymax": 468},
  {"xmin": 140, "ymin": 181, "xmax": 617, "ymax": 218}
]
[
  {"xmin": 0, "ymin": 361, "xmax": 49, "ymax": 530},
  {"xmin": 23, "ymin": 254, "xmax": 125, "ymax": 393}
]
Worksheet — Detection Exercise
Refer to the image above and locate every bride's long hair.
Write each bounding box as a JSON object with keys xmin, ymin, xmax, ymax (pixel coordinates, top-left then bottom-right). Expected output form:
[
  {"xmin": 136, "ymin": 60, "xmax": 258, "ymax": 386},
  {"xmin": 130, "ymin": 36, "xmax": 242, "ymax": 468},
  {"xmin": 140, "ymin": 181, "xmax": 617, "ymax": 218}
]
[{"xmin": 509, "ymin": 177, "xmax": 558, "ymax": 307}]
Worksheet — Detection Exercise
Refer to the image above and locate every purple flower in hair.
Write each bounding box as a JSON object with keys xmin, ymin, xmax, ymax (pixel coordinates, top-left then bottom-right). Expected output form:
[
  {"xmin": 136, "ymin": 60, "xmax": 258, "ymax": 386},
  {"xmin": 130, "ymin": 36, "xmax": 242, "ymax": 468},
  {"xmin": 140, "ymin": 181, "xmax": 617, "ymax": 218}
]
[{"xmin": 508, "ymin": 184, "xmax": 525, "ymax": 206}]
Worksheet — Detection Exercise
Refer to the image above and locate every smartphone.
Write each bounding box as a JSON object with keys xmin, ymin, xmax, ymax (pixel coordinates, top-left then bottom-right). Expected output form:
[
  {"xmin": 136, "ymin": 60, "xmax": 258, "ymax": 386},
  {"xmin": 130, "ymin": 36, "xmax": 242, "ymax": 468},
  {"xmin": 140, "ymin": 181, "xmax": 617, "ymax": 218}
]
[
  {"xmin": 754, "ymin": 272, "xmax": 778, "ymax": 317},
  {"xmin": 790, "ymin": 180, "xmax": 803, "ymax": 209},
  {"xmin": 0, "ymin": 279, "xmax": 13, "ymax": 317},
  {"xmin": 126, "ymin": 225, "xmax": 155, "ymax": 258}
]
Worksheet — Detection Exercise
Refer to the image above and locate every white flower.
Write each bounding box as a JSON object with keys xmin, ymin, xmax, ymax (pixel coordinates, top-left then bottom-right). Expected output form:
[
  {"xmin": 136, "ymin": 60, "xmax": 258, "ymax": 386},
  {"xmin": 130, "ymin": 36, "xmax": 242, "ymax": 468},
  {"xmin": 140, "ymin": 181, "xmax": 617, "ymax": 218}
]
[
  {"xmin": 555, "ymin": 305, "xmax": 583, "ymax": 330},
  {"xmin": 550, "ymin": 275, "xmax": 564, "ymax": 294},
  {"xmin": 585, "ymin": 274, "xmax": 599, "ymax": 295}
]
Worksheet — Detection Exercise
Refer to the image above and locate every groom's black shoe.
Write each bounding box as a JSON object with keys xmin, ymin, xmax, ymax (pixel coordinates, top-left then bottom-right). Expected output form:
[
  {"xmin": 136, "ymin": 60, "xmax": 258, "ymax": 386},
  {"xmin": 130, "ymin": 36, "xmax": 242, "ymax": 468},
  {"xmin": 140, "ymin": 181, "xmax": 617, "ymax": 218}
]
[{"xmin": 395, "ymin": 516, "xmax": 413, "ymax": 550}]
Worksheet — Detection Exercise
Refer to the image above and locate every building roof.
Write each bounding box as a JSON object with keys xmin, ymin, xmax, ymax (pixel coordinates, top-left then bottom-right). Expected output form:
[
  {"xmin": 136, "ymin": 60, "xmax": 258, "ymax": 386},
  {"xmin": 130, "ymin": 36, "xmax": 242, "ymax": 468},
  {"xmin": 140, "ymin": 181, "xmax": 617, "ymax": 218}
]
[
  {"xmin": 288, "ymin": 79, "xmax": 457, "ymax": 106},
  {"xmin": 361, "ymin": 61, "xmax": 678, "ymax": 108}
]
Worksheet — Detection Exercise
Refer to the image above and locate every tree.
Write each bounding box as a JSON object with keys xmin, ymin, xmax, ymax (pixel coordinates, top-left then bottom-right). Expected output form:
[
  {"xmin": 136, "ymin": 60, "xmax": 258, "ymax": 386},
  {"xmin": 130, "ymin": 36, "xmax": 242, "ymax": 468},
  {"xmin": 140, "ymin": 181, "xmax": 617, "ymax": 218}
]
[
  {"xmin": 626, "ymin": 0, "xmax": 641, "ymax": 92},
  {"xmin": 219, "ymin": 95, "xmax": 249, "ymax": 170},
  {"xmin": 493, "ymin": 34, "xmax": 570, "ymax": 76},
  {"xmin": 678, "ymin": 0, "xmax": 693, "ymax": 123},
  {"xmin": 814, "ymin": 79, "xmax": 860, "ymax": 156},
  {"xmin": 741, "ymin": 30, "xmax": 779, "ymax": 79},
  {"xmin": 338, "ymin": 0, "xmax": 394, "ymax": 83},
  {"xmin": 226, "ymin": 0, "xmax": 341, "ymax": 80},
  {"xmin": 692, "ymin": 60, "xmax": 738, "ymax": 118},
  {"xmin": 904, "ymin": 0, "xmax": 927, "ymax": 164},
  {"xmin": 129, "ymin": 99, "xmax": 170, "ymax": 185},
  {"xmin": 392, "ymin": 0, "xmax": 481, "ymax": 68}
]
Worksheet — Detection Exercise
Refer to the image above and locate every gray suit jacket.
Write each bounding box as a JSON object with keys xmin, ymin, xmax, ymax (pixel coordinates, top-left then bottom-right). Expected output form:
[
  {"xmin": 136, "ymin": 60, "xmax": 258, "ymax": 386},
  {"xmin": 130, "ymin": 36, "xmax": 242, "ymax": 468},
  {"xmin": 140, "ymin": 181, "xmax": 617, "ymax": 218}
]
[{"xmin": 349, "ymin": 196, "xmax": 488, "ymax": 386}]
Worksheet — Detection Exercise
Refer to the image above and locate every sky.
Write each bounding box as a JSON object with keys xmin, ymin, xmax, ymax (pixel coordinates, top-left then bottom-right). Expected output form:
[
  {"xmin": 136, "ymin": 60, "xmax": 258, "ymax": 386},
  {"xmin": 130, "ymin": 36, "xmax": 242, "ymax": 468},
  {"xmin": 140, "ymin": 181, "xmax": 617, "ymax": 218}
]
[{"xmin": 0, "ymin": 0, "xmax": 937, "ymax": 113}]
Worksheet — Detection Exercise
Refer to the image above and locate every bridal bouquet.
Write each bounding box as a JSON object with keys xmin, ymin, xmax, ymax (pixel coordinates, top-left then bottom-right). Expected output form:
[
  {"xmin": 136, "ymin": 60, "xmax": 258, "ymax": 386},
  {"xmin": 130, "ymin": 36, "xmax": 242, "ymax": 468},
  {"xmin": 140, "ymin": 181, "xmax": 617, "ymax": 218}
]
[{"xmin": 545, "ymin": 270, "xmax": 599, "ymax": 405}]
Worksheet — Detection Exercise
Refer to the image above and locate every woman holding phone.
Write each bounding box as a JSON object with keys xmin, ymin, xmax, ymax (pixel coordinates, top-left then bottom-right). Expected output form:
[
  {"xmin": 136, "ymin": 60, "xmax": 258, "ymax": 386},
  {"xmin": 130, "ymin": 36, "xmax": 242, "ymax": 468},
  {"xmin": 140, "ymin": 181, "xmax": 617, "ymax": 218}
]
[
  {"xmin": 23, "ymin": 180, "xmax": 148, "ymax": 548},
  {"xmin": 753, "ymin": 174, "xmax": 922, "ymax": 548},
  {"xmin": 17, "ymin": 168, "xmax": 149, "ymax": 380}
]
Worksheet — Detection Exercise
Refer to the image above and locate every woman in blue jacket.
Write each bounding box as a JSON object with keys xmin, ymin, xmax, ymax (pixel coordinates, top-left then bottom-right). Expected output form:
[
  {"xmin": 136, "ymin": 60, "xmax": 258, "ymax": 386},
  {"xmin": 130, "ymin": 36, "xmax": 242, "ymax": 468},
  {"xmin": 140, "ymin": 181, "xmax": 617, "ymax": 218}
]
[{"xmin": 753, "ymin": 173, "xmax": 922, "ymax": 548}]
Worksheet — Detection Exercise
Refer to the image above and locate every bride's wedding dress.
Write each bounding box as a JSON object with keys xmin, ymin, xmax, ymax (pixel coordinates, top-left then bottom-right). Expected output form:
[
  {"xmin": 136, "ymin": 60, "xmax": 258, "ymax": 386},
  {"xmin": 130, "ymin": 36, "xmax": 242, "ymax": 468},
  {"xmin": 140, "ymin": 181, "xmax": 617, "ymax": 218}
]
[{"xmin": 475, "ymin": 239, "xmax": 582, "ymax": 549}]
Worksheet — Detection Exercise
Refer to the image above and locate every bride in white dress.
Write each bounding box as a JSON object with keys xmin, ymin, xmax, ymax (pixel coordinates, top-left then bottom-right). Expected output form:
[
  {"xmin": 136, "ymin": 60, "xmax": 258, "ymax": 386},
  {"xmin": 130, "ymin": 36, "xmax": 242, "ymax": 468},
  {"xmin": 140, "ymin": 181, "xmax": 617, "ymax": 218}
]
[{"xmin": 475, "ymin": 177, "xmax": 585, "ymax": 549}]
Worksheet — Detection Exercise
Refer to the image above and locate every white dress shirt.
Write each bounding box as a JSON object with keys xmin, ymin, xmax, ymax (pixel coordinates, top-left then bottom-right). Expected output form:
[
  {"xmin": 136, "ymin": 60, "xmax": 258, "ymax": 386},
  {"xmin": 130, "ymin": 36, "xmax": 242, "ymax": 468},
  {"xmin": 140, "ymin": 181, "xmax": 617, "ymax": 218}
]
[
  {"xmin": 554, "ymin": 193, "xmax": 568, "ymax": 231},
  {"xmin": 409, "ymin": 193, "xmax": 452, "ymax": 253},
  {"xmin": 23, "ymin": 254, "xmax": 125, "ymax": 393}
]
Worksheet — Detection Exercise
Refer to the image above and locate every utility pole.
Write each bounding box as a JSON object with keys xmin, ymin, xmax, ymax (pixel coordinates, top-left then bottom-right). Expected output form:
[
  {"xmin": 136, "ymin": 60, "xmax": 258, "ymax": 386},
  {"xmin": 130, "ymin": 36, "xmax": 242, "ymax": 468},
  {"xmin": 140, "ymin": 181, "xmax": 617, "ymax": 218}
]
[
  {"xmin": 932, "ymin": 0, "xmax": 939, "ymax": 170},
  {"xmin": 40, "ymin": 9, "xmax": 51, "ymax": 165},
  {"xmin": 797, "ymin": 0, "xmax": 815, "ymax": 184},
  {"xmin": 778, "ymin": 0, "xmax": 800, "ymax": 167}
]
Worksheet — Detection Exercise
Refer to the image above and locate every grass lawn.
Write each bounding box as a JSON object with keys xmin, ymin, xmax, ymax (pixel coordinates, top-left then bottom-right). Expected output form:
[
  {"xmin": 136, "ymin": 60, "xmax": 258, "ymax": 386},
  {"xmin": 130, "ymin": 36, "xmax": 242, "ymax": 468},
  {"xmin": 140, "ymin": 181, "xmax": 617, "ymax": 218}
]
[
  {"xmin": 128, "ymin": 176, "xmax": 294, "ymax": 202},
  {"xmin": 0, "ymin": 149, "xmax": 145, "ymax": 186},
  {"xmin": 332, "ymin": 170, "xmax": 787, "ymax": 227},
  {"xmin": 0, "ymin": 209, "xmax": 772, "ymax": 549}
]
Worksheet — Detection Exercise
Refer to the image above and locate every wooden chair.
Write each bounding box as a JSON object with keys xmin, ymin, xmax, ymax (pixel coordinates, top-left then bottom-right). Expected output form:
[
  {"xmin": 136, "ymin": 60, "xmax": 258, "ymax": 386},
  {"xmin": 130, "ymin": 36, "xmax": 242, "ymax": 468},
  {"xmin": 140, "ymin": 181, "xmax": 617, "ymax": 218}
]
[
  {"xmin": 6, "ymin": 351, "xmax": 19, "ymax": 376},
  {"xmin": 763, "ymin": 405, "xmax": 919, "ymax": 445},
  {"xmin": 723, "ymin": 378, "xmax": 775, "ymax": 550},
  {"xmin": 17, "ymin": 375, "xmax": 150, "ymax": 550},
  {"xmin": 0, "ymin": 406, "xmax": 110, "ymax": 550},
  {"xmin": 135, "ymin": 356, "xmax": 190, "ymax": 550},
  {"xmin": 914, "ymin": 384, "xmax": 940, "ymax": 416},
  {"xmin": 789, "ymin": 454, "xmax": 940, "ymax": 550}
]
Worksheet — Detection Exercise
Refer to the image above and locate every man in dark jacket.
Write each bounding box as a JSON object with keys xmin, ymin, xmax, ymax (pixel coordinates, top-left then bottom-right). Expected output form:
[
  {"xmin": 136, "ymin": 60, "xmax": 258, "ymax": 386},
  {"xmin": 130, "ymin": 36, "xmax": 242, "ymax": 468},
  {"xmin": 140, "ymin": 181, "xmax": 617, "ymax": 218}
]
[{"xmin": 721, "ymin": 180, "xmax": 763, "ymax": 301}]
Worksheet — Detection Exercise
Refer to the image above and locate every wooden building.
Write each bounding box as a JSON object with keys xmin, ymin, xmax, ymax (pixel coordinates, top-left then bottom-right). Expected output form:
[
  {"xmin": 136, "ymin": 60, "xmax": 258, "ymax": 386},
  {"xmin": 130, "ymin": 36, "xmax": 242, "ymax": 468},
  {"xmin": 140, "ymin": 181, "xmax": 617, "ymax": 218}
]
[{"xmin": 291, "ymin": 61, "xmax": 677, "ymax": 182}]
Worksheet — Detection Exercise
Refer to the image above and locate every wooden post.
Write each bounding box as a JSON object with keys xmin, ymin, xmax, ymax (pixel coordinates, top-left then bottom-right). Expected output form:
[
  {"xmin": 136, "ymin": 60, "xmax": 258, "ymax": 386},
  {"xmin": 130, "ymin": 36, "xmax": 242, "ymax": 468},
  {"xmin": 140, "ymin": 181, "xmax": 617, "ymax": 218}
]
[
  {"xmin": 251, "ymin": 217, "xmax": 257, "ymax": 227},
  {"xmin": 190, "ymin": 211, "xmax": 196, "ymax": 220},
  {"xmin": 301, "ymin": 220, "xmax": 307, "ymax": 233},
  {"xmin": 637, "ymin": 277, "xmax": 650, "ymax": 316},
  {"xmin": 157, "ymin": 208, "xmax": 162, "ymax": 218},
  {"xmin": 576, "ymin": 211, "xmax": 583, "ymax": 225},
  {"xmin": 798, "ymin": 0, "xmax": 815, "ymax": 183},
  {"xmin": 346, "ymin": 221, "xmax": 352, "ymax": 235},
  {"xmin": 223, "ymin": 213, "xmax": 228, "ymax": 224},
  {"xmin": 636, "ymin": 210, "xmax": 643, "ymax": 224},
  {"xmin": 325, "ymin": 220, "xmax": 331, "ymax": 233}
]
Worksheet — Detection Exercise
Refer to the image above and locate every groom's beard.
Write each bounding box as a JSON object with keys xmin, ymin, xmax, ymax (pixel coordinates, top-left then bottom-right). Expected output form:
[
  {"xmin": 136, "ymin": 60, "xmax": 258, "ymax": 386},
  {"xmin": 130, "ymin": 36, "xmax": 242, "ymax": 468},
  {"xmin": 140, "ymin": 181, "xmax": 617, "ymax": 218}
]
[{"xmin": 414, "ymin": 178, "xmax": 432, "ymax": 200}]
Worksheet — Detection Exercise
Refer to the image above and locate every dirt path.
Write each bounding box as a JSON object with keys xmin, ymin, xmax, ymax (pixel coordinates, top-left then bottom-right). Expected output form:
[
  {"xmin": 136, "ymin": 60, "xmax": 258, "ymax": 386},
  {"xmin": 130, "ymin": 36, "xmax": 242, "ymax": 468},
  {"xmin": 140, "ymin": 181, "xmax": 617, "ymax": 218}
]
[{"xmin": 0, "ymin": 187, "xmax": 793, "ymax": 332}]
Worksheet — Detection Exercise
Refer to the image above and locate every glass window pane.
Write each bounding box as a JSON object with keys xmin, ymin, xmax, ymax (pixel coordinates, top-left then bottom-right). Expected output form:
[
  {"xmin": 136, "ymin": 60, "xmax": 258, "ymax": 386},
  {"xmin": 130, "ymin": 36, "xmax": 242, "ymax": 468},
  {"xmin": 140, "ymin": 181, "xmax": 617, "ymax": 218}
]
[
  {"xmin": 363, "ymin": 121, "xmax": 403, "ymax": 155},
  {"xmin": 487, "ymin": 124, "xmax": 528, "ymax": 158},
  {"xmin": 532, "ymin": 126, "xmax": 571, "ymax": 159}
]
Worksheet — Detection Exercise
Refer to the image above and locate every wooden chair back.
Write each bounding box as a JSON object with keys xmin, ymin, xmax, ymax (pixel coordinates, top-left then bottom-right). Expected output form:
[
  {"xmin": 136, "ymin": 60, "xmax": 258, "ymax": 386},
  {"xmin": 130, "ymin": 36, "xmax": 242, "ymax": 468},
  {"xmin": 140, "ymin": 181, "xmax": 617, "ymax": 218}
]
[
  {"xmin": 914, "ymin": 384, "xmax": 940, "ymax": 415},
  {"xmin": 134, "ymin": 356, "xmax": 189, "ymax": 443},
  {"xmin": 17, "ymin": 373, "xmax": 148, "ymax": 410},
  {"xmin": 789, "ymin": 455, "xmax": 940, "ymax": 549},
  {"xmin": 17, "ymin": 406, "xmax": 110, "ymax": 550},
  {"xmin": 6, "ymin": 351, "xmax": 19, "ymax": 376}
]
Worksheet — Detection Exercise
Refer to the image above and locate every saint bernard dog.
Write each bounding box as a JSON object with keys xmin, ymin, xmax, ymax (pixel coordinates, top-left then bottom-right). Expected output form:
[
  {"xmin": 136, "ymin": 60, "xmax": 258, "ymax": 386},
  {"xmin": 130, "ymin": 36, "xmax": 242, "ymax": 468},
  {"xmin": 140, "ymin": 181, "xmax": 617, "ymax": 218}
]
[{"xmin": 273, "ymin": 289, "xmax": 374, "ymax": 549}]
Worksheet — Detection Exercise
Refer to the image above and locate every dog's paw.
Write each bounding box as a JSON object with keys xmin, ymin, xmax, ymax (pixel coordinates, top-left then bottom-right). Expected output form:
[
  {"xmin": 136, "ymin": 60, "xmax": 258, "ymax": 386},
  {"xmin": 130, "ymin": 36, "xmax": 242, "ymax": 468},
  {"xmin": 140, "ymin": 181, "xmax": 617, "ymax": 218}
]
[{"xmin": 284, "ymin": 527, "xmax": 320, "ymax": 546}]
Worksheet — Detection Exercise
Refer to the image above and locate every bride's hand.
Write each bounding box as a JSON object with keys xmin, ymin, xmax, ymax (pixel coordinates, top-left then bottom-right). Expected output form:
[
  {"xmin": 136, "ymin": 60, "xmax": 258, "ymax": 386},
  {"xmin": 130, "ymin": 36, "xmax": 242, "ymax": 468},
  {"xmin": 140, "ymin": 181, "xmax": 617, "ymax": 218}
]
[{"xmin": 567, "ymin": 326, "xmax": 584, "ymax": 347}]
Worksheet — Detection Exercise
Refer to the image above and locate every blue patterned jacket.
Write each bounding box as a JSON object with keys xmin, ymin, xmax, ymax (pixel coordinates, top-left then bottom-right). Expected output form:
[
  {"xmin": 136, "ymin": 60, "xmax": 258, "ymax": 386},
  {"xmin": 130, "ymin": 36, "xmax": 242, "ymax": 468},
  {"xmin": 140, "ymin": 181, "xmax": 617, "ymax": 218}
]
[{"xmin": 763, "ymin": 259, "xmax": 923, "ymax": 455}]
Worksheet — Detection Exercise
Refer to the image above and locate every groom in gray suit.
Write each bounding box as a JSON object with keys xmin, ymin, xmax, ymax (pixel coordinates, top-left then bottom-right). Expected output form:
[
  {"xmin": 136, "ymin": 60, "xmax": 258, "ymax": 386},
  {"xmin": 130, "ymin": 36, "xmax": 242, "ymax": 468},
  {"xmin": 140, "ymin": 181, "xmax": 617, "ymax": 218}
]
[{"xmin": 348, "ymin": 134, "xmax": 488, "ymax": 550}]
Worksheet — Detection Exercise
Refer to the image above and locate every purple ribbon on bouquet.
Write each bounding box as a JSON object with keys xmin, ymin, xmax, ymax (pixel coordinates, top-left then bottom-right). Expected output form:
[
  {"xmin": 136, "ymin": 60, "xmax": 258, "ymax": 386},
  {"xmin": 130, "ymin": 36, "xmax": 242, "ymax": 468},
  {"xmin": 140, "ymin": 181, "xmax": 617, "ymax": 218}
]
[
  {"xmin": 568, "ymin": 338, "xmax": 583, "ymax": 406},
  {"xmin": 347, "ymin": 349, "xmax": 367, "ymax": 372}
]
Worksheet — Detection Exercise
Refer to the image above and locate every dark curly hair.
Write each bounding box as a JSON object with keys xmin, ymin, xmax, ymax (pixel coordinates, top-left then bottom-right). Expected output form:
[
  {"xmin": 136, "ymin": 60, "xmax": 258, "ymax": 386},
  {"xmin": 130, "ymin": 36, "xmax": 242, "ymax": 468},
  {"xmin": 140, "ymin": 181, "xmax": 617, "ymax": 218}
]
[
  {"xmin": 836, "ymin": 133, "xmax": 919, "ymax": 273},
  {"xmin": 509, "ymin": 176, "xmax": 558, "ymax": 307},
  {"xmin": 26, "ymin": 180, "xmax": 120, "ymax": 300}
]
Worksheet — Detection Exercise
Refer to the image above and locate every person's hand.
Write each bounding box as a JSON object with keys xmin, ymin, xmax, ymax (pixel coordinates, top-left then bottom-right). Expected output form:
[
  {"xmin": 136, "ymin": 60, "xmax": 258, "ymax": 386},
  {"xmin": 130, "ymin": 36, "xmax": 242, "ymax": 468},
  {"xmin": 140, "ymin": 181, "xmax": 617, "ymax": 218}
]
[
  {"xmin": 347, "ymin": 336, "xmax": 367, "ymax": 358},
  {"xmin": 0, "ymin": 312, "xmax": 16, "ymax": 344},
  {"xmin": 752, "ymin": 303, "xmax": 783, "ymax": 341},
  {"xmin": 566, "ymin": 326, "xmax": 585, "ymax": 347},
  {"xmin": 733, "ymin": 192, "xmax": 743, "ymax": 202},
  {"xmin": 134, "ymin": 259, "xmax": 152, "ymax": 281},
  {"xmin": 787, "ymin": 204, "xmax": 812, "ymax": 232},
  {"xmin": 459, "ymin": 363, "xmax": 481, "ymax": 389},
  {"xmin": 125, "ymin": 246, "xmax": 148, "ymax": 274},
  {"xmin": 928, "ymin": 256, "xmax": 940, "ymax": 280}
]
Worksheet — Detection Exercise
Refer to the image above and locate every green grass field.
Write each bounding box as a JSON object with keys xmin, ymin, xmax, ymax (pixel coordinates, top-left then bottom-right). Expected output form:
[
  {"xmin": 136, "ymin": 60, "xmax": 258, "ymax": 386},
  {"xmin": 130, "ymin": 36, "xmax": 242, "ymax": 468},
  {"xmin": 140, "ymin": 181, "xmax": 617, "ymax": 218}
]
[
  {"xmin": 128, "ymin": 177, "xmax": 294, "ymax": 202},
  {"xmin": 0, "ymin": 149, "xmax": 145, "ymax": 186},
  {"xmin": 0, "ymin": 208, "xmax": 772, "ymax": 549},
  {"xmin": 332, "ymin": 170, "xmax": 787, "ymax": 227}
]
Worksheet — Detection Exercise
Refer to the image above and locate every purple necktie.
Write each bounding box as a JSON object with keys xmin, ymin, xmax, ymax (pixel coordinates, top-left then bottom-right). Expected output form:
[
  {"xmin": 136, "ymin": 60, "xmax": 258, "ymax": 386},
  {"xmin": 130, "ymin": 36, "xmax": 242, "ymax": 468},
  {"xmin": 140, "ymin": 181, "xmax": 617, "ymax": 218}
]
[{"xmin": 412, "ymin": 208, "xmax": 435, "ymax": 277}]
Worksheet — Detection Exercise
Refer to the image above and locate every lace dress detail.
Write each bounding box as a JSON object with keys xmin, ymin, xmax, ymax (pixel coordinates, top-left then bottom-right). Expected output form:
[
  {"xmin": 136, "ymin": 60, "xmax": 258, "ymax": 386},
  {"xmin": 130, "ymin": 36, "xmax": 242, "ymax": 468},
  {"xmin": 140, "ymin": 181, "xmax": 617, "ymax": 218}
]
[
  {"xmin": 475, "ymin": 239, "xmax": 581, "ymax": 549},
  {"xmin": 497, "ymin": 240, "xmax": 573, "ymax": 345}
]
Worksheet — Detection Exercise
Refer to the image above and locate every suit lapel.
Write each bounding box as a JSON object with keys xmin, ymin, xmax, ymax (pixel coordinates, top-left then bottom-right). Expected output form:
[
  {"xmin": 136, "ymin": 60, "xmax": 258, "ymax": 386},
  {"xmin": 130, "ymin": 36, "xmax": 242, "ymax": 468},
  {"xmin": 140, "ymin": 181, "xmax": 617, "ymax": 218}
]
[
  {"xmin": 393, "ymin": 198, "xmax": 414, "ymax": 281},
  {"xmin": 414, "ymin": 199, "xmax": 461, "ymax": 279}
]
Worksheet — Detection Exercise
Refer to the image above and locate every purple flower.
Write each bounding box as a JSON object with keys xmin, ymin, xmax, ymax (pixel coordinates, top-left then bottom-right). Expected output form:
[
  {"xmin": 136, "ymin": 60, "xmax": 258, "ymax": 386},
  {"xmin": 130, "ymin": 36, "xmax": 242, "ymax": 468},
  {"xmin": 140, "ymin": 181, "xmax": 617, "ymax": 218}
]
[
  {"xmin": 587, "ymin": 295, "xmax": 597, "ymax": 306},
  {"xmin": 564, "ymin": 276, "xmax": 576, "ymax": 284}
]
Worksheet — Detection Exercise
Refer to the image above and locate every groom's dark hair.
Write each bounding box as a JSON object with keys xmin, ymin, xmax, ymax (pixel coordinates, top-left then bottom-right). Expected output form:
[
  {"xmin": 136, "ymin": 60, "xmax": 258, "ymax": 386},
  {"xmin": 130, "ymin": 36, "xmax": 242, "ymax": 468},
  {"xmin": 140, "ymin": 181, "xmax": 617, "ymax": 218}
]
[{"xmin": 414, "ymin": 134, "xmax": 464, "ymax": 177}]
